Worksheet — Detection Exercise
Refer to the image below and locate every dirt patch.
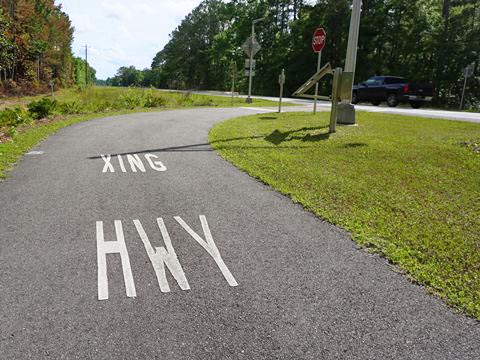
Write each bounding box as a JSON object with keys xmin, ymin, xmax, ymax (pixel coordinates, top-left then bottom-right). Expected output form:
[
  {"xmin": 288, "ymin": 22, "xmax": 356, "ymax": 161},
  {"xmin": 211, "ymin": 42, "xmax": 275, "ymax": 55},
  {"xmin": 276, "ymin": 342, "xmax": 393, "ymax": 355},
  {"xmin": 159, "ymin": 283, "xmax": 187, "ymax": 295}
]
[
  {"xmin": 0, "ymin": 130, "xmax": 9, "ymax": 143},
  {"xmin": 460, "ymin": 139, "xmax": 480, "ymax": 154}
]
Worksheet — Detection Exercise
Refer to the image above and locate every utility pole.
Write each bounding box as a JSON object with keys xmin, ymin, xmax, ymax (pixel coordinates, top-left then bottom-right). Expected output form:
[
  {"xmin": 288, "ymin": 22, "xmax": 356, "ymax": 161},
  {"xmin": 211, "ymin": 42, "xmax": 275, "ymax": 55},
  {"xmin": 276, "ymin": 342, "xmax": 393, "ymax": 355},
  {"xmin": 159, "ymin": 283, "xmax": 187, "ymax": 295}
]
[
  {"xmin": 345, "ymin": 0, "xmax": 362, "ymax": 84},
  {"xmin": 84, "ymin": 44, "xmax": 89, "ymax": 87},
  {"xmin": 337, "ymin": 0, "xmax": 362, "ymax": 125}
]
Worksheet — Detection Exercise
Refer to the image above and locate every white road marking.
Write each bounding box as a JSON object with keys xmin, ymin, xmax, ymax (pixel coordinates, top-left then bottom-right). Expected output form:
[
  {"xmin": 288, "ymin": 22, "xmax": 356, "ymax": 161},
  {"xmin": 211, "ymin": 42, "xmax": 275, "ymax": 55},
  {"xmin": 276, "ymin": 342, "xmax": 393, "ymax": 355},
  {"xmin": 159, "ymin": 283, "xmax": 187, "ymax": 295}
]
[
  {"xmin": 96, "ymin": 220, "xmax": 137, "ymax": 300},
  {"xmin": 26, "ymin": 150, "xmax": 44, "ymax": 155},
  {"xmin": 174, "ymin": 215, "xmax": 238, "ymax": 287},
  {"xmin": 145, "ymin": 154, "xmax": 167, "ymax": 172},
  {"xmin": 240, "ymin": 107, "xmax": 275, "ymax": 113},
  {"xmin": 101, "ymin": 154, "xmax": 114, "ymax": 173},
  {"xmin": 96, "ymin": 215, "xmax": 237, "ymax": 299},
  {"xmin": 101, "ymin": 154, "xmax": 167, "ymax": 173},
  {"xmin": 133, "ymin": 218, "xmax": 190, "ymax": 293},
  {"xmin": 117, "ymin": 154, "xmax": 127, "ymax": 173},
  {"xmin": 127, "ymin": 154, "xmax": 146, "ymax": 173}
]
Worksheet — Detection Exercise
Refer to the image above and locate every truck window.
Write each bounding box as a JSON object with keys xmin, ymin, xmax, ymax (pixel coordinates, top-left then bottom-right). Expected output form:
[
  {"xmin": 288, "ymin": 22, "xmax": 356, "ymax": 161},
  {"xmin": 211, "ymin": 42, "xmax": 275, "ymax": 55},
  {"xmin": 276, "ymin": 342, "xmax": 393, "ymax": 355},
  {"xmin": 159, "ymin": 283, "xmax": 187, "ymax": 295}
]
[
  {"xmin": 385, "ymin": 77, "xmax": 405, "ymax": 84},
  {"xmin": 366, "ymin": 78, "xmax": 383, "ymax": 86}
]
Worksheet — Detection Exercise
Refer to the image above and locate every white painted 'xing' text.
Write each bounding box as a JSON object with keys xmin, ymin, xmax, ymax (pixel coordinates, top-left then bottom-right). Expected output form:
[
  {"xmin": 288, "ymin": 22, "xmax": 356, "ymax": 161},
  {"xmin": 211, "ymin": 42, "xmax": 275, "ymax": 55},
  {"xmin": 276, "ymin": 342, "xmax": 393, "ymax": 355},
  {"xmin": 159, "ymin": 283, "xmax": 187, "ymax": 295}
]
[
  {"xmin": 96, "ymin": 215, "xmax": 238, "ymax": 300},
  {"xmin": 101, "ymin": 153, "xmax": 167, "ymax": 173}
]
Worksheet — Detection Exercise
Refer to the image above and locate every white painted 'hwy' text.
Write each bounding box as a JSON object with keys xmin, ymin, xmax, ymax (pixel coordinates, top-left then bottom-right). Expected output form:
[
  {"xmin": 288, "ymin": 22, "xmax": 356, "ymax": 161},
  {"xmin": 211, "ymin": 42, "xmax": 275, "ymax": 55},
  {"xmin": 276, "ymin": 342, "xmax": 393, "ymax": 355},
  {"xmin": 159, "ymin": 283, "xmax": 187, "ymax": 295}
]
[{"xmin": 96, "ymin": 216, "xmax": 238, "ymax": 300}]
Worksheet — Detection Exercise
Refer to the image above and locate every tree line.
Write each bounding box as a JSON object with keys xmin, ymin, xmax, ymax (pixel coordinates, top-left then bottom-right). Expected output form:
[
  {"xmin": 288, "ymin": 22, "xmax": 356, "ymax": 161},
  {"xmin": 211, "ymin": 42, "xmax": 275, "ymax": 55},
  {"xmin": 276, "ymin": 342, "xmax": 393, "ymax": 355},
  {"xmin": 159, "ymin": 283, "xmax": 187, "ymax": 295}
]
[
  {"xmin": 0, "ymin": 0, "xmax": 95, "ymax": 95},
  {"xmin": 108, "ymin": 0, "xmax": 479, "ymax": 109}
]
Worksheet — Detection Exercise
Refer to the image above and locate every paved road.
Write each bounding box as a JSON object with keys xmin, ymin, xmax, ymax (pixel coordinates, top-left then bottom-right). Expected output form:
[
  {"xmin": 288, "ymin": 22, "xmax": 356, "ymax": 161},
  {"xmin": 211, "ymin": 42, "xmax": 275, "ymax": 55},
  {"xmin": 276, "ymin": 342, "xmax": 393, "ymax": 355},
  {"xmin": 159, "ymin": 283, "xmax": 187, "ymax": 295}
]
[
  {"xmin": 189, "ymin": 90, "xmax": 480, "ymax": 123},
  {"xmin": 0, "ymin": 108, "xmax": 479, "ymax": 359}
]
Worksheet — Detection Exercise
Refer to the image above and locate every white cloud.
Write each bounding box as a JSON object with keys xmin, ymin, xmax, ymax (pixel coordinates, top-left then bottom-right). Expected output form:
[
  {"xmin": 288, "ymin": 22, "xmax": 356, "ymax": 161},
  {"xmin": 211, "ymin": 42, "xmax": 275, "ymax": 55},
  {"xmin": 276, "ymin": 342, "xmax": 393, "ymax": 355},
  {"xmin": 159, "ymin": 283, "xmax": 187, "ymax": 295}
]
[
  {"xmin": 101, "ymin": 1, "xmax": 132, "ymax": 21},
  {"xmin": 69, "ymin": 13, "xmax": 94, "ymax": 34},
  {"xmin": 56, "ymin": 0, "xmax": 202, "ymax": 79}
]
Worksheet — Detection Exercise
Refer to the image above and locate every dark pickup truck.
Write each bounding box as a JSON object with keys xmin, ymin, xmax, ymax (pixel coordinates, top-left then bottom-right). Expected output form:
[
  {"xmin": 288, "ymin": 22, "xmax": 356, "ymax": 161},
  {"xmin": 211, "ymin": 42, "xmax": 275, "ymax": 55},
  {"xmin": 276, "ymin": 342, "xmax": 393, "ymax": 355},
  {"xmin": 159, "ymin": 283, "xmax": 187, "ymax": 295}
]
[{"xmin": 352, "ymin": 76, "xmax": 434, "ymax": 108}]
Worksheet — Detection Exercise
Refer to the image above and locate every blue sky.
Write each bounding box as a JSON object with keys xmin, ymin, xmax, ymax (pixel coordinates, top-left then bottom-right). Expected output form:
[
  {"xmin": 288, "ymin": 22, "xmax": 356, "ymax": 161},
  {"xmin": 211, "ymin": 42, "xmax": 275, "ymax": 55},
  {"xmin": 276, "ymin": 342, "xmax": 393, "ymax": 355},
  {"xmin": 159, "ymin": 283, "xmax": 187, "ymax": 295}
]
[{"xmin": 56, "ymin": 0, "xmax": 202, "ymax": 79}]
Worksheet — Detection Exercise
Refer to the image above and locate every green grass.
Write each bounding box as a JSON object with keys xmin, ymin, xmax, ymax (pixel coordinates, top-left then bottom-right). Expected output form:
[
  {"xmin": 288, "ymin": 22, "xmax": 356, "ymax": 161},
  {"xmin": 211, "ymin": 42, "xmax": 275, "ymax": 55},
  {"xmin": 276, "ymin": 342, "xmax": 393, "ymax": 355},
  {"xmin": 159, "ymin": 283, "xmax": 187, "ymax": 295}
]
[
  {"xmin": 209, "ymin": 111, "xmax": 480, "ymax": 318},
  {"xmin": 0, "ymin": 86, "xmax": 283, "ymax": 178},
  {"xmin": 0, "ymin": 86, "xmax": 284, "ymax": 110}
]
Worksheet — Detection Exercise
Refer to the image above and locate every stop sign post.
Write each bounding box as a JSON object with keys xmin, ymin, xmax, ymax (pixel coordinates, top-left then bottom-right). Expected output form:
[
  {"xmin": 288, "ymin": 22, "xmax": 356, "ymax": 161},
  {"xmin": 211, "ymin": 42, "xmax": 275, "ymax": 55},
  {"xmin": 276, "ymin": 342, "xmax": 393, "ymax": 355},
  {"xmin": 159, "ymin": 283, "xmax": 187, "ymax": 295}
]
[{"xmin": 312, "ymin": 27, "xmax": 326, "ymax": 114}]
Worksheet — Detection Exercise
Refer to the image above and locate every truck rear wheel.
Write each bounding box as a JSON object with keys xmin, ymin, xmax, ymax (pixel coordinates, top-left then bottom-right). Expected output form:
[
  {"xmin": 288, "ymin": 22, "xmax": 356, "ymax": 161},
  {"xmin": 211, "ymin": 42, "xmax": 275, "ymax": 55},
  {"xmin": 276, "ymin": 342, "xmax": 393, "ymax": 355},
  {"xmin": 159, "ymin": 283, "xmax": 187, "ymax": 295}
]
[{"xmin": 387, "ymin": 93, "xmax": 399, "ymax": 107}]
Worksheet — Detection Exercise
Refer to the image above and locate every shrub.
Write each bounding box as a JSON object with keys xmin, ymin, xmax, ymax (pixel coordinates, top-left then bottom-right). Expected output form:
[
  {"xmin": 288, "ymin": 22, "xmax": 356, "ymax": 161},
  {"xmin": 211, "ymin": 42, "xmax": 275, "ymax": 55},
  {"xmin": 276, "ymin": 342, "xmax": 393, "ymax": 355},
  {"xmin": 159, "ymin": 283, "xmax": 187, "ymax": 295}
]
[
  {"xmin": 0, "ymin": 108, "xmax": 32, "ymax": 128},
  {"xmin": 6, "ymin": 126, "xmax": 17, "ymax": 138},
  {"xmin": 1, "ymin": 80, "xmax": 21, "ymax": 96},
  {"xmin": 58, "ymin": 101, "xmax": 84, "ymax": 115},
  {"xmin": 193, "ymin": 96, "xmax": 216, "ymax": 107},
  {"xmin": 176, "ymin": 92, "xmax": 193, "ymax": 106},
  {"xmin": 111, "ymin": 99, "xmax": 127, "ymax": 110},
  {"xmin": 90, "ymin": 101, "xmax": 112, "ymax": 112},
  {"xmin": 27, "ymin": 97, "xmax": 58, "ymax": 119},
  {"xmin": 143, "ymin": 94, "xmax": 167, "ymax": 108},
  {"xmin": 119, "ymin": 91, "xmax": 143, "ymax": 109}
]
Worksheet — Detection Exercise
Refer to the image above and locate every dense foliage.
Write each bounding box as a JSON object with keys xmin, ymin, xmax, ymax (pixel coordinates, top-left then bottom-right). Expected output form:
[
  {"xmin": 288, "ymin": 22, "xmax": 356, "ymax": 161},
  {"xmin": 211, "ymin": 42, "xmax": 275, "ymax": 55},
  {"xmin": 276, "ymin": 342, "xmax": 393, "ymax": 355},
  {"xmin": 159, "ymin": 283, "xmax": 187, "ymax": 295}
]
[
  {"xmin": 109, "ymin": 0, "xmax": 480, "ymax": 109},
  {"xmin": 73, "ymin": 56, "xmax": 96, "ymax": 87},
  {"xmin": 0, "ymin": 1, "xmax": 96, "ymax": 95}
]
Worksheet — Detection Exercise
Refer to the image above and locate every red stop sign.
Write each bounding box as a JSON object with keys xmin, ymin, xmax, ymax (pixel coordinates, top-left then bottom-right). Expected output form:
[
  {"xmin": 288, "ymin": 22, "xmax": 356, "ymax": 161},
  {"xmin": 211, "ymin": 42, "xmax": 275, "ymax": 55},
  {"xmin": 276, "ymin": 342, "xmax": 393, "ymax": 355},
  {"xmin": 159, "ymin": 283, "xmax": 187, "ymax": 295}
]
[{"xmin": 312, "ymin": 27, "xmax": 326, "ymax": 53}]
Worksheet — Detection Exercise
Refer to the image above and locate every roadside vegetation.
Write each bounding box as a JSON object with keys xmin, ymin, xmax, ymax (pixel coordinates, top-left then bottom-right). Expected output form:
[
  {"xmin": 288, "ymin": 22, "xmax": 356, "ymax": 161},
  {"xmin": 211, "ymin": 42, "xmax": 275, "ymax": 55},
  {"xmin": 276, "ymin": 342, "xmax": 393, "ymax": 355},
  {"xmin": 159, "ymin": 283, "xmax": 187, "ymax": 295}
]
[
  {"xmin": 0, "ymin": 2, "xmax": 94, "ymax": 96},
  {"xmin": 107, "ymin": 0, "xmax": 479, "ymax": 112},
  {"xmin": 209, "ymin": 112, "xmax": 480, "ymax": 318},
  {"xmin": 0, "ymin": 86, "xmax": 280, "ymax": 178}
]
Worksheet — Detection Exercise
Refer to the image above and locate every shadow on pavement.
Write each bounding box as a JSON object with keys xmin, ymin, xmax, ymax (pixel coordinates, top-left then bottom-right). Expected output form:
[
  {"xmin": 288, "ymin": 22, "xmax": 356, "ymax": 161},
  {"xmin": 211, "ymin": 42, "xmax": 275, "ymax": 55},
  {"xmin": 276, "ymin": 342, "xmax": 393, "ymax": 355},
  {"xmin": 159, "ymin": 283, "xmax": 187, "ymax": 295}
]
[{"xmin": 87, "ymin": 126, "xmax": 332, "ymax": 159}]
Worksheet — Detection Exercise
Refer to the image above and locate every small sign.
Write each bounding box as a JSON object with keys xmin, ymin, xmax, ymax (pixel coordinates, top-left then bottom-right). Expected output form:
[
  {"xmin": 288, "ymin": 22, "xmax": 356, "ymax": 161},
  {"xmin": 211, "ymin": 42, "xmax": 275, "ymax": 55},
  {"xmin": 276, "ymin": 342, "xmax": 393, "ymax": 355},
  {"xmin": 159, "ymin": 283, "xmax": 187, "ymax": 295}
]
[
  {"xmin": 245, "ymin": 59, "xmax": 256, "ymax": 70},
  {"xmin": 242, "ymin": 37, "xmax": 261, "ymax": 58},
  {"xmin": 312, "ymin": 27, "xmax": 327, "ymax": 53},
  {"xmin": 278, "ymin": 70, "xmax": 286, "ymax": 85},
  {"xmin": 245, "ymin": 70, "xmax": 256, "ymax": 77},
  {"xmin": 464, "ymin": 64, "xmax": 474, "ymax": 78}
]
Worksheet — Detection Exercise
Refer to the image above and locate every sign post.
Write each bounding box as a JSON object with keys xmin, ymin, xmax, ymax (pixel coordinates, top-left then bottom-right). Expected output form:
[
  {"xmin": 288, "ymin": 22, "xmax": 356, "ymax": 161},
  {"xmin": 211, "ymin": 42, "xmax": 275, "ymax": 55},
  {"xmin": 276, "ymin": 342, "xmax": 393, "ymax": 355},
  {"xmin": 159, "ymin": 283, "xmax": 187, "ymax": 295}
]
[
  {"xmin": 329, "ymin": 68, "xmax": 343, "ymax": 133},
  {"xmin": 242, "ymin": 18, "xmax": 264, "ymax": 104},
  {"xmin": 49, "ymin": 80, "xmax": 54, "ymax": 97},
  {"xmin": 460, "ymin": 64, "xmax": 475, "ymax": 110},
  {"xmin": 229, "ymin": 60, "xmax": 236, "ymax": 105},
  {"xmin": 278, "ymin": 69, "xmax": 286, "ymax": 113},
  {"xmin": 312, "ymin": 27, "xmax": 326, "ymax": 114},
  {"xmin": 244, "ymin": 59, "xmax": 256, "ymax": 76}
]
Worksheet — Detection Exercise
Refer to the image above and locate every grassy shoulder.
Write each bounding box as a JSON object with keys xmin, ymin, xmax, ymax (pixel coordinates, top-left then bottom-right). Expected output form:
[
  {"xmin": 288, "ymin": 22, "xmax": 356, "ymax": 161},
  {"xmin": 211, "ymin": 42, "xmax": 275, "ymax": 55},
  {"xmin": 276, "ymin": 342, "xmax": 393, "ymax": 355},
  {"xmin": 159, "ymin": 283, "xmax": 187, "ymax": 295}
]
[
  {"xmin": 0, "ymin": 86, "xmax": 284, "ymax": 110},
  {"xmin": 0, "ymin": 86, "xmax": 282, "ymax": 178},
  {"xmin": 209, "ymin": 111, "xmax": 480, "ymax": 319},
  {"xmin": 0, "ymin": 109, "xmax": 149, "ymax": 178}
]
